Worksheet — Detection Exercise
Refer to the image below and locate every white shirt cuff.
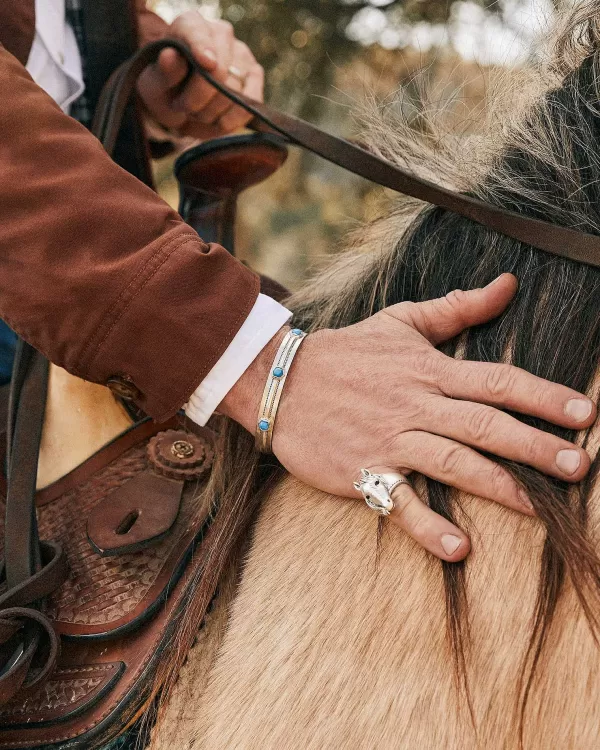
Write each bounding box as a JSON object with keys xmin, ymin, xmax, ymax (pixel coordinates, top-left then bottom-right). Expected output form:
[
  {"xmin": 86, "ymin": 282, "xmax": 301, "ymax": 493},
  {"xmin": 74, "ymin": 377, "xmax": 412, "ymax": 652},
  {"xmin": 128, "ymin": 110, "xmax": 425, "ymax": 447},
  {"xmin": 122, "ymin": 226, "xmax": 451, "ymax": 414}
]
[{"xmin": 184, "ymin": 294, "xmax": 292, "ymax": 426}]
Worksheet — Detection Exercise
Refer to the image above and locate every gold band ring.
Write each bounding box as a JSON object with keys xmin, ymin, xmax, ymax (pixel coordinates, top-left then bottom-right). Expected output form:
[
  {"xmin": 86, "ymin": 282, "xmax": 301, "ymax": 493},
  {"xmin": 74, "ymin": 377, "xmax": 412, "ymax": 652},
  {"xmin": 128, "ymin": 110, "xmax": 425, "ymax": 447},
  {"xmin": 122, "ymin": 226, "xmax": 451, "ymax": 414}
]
[{"xmin": 227, "ymin": 65, "xmax": 248, "ymax": 86}]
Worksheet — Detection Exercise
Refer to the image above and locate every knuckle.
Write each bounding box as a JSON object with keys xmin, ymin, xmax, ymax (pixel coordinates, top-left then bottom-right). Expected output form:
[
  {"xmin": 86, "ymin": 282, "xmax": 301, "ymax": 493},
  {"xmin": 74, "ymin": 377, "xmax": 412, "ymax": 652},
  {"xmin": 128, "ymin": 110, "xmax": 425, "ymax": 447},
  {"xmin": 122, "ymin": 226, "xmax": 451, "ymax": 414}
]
[
  {"xmin": 393, "ymin": 489, "xmax": 420, "ymax": 518},
  {"xmin": 174, "ymin": 10, "xmax": 192, "ymax": 23},
  {"xmin": 176, "ymin": 9, "xmax": 203, "ymax": 27},
  {"xmin": 428, "ymin": 353, "xmax": 453, "ymax": 391},
  {"xmin": 488, "ymin": 463, "xmax": 511, "ymax": 498},
  {"xmin": 390, "ymin": 431, "xmax": 416, "ymax": 468},
  {"xmin": 530, "ymin": 383, "xmax": 549, "ymax": 412},
  {"xmin": 216, "ymin": 19, "xmax": 234, "ymax": 36},
  {"xmin": 388, "ymin": 300, "xmax": 418, "ymax": 322},
  {"xmin": 484, "ymin": 363, "xmax": 517, "ymax": 399},
  {"xmin": 506, "ymin": 425, "xmax": 541, "ymax": 465},
  {"xmin": 235, "ymin": 40, "xmax": 252, "ymax": 57},
  {"xmin": 437, "ymin": 443, "xmax": 466, "ymax": 477},
  {"xmin": 394, "ymin": 301, "xmax": 433, "ymax": 336},
  {"xmin": 523, "ymin": 433, "xmax": 544, "ymax": 465},
  {"xmin": 464, "ymin": 406, "xmax": 496, "ymax": 445},
  {"xmin": 443, "ymin": 289, "xmax": 468, "ymax": 324},
  {"xmin": 444, "ymin": 288, "xmax": 468, "ymax": 308}
]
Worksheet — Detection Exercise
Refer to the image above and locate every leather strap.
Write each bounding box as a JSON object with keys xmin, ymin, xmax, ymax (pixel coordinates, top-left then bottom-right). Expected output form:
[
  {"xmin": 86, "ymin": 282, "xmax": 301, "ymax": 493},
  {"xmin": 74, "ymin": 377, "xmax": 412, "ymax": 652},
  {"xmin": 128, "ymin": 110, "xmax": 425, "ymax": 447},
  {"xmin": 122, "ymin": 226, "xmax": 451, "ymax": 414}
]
[
  {"xmin": 80, "ymin": 0, "xmax": 154, "ymax": 186},
  {"xmin": 0, "ymin": 342, "xmax": 67, "ymax": 705},
  {"xmin": 94, "ymin": 39, "xmax": 600, "ymax": 269}
]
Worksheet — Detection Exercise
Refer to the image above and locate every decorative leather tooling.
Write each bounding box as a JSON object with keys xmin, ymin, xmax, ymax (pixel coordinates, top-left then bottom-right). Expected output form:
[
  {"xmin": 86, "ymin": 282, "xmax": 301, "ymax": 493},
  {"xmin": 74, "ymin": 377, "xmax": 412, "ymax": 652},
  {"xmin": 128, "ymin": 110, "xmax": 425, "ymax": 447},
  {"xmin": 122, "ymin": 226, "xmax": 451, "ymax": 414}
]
[{"xmin": 147, "ymin": 428, "xmax": 214, "ymax": 481}]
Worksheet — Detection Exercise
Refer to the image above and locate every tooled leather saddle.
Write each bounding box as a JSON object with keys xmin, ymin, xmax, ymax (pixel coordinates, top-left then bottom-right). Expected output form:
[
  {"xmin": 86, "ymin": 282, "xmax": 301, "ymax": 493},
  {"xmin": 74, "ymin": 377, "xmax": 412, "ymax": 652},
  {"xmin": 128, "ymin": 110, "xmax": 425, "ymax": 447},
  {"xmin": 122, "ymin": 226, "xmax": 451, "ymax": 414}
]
[{"xmin": 0, "ymin": 52, "xmax": 289, "ymax": 750}]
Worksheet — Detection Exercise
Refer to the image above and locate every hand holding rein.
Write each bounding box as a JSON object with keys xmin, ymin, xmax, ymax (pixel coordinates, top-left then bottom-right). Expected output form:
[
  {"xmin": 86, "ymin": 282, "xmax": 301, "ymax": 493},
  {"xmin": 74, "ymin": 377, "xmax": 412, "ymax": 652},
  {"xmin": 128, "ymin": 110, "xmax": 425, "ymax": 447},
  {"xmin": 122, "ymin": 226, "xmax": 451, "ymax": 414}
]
[{"xmin": 95, "ymin": 37, "xmax": 600, "ymax": 270}]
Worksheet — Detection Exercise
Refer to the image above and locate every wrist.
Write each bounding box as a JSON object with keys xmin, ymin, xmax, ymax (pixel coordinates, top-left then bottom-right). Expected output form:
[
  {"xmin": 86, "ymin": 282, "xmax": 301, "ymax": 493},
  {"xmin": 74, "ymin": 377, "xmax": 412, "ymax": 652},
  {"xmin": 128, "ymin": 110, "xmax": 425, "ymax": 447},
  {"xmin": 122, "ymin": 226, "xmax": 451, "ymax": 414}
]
[{"xmin": 218, "ymin": 325, "xmax": 290, "ymax": 432}]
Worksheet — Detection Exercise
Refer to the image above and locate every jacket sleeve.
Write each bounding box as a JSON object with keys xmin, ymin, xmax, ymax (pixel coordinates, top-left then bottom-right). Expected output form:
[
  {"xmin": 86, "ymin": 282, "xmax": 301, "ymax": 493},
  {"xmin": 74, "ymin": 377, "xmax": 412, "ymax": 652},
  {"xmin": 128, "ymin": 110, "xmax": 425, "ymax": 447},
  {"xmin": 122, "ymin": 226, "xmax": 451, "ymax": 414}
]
[{"xmin": 0, "ymin": 46, "xmax": 260, "ymax": 420}]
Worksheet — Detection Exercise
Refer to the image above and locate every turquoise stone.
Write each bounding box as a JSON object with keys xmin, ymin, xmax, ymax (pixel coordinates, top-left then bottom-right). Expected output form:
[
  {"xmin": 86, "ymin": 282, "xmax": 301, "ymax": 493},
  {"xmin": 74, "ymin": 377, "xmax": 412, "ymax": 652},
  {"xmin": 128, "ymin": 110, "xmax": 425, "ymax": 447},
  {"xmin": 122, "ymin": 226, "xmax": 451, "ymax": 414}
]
[
  {"xmin": 291, "ymin": 328, "xmax": 303, "ymax": 336},
  {"xmin": 273, "ymin": 367, "xmax": 284, "ymax": 378},
  {"xmin": 258, "ymin": 419, "xmax": 270, "ymax": 431}
]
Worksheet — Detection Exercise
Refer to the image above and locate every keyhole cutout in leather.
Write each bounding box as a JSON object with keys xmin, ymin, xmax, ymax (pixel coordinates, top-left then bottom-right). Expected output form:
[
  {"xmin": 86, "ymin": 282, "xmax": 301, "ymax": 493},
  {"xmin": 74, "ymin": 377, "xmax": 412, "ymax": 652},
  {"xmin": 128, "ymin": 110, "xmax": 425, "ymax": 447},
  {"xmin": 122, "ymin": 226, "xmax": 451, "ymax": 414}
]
[
  {"xmin": 115, "ymin": 510, "xmax": 140, "ymax": 535},
  {"xmin": 87, "ymin": 471, "xmax": 183, "ymax": 556}
]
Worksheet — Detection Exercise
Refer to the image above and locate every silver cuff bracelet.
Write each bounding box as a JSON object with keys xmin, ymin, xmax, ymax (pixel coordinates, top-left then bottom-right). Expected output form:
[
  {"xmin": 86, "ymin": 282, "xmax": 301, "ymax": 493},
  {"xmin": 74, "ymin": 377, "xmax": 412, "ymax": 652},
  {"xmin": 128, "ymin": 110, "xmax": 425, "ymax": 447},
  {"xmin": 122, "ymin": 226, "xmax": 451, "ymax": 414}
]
[{"xmin": 255, "ymin": 328, "xmax": 306, "ymax": 454}]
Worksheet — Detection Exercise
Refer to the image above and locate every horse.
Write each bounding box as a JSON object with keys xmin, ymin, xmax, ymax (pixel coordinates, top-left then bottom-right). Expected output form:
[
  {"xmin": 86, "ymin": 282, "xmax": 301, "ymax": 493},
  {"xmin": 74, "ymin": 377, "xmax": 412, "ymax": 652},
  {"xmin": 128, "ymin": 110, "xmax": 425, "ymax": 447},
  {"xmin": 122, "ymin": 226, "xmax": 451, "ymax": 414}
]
[
  {"xmin": 145, "ymin": 2, "xmax": 600, "ymax": 747},
  {"xmin": 31, "ymin": 2, "xmax": 600, "ymax": 747}
]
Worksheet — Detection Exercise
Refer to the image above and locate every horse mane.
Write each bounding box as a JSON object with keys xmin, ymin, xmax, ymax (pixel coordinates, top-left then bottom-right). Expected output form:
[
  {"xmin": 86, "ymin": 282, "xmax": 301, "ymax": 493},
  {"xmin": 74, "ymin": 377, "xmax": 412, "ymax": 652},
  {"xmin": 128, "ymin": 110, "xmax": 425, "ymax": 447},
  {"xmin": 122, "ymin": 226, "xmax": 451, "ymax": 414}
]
[{"xmin": 157, "ymin": 0, "xmax": 600, "ymax": 737}]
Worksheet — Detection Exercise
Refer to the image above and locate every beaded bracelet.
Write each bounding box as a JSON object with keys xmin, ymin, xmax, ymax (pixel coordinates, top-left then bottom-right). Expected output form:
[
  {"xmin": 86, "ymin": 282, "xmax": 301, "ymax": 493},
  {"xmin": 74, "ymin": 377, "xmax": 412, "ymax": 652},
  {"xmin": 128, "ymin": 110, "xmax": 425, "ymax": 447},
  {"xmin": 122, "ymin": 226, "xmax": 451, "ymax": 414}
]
[{"xmin": 255, "ymin": 328, "xmax": 307, "ymax": 453}]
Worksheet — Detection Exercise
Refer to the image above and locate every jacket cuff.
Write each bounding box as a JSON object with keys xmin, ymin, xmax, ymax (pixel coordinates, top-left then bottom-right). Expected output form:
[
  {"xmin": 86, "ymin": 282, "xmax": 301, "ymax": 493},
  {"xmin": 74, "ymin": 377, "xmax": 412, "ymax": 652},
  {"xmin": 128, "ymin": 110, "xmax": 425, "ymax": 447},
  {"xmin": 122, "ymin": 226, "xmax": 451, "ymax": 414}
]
[
  {"xmin": 77, "ymin": 235, "xmax": 260, "ymax": 422},
  {"xmin": 185, "ymin": 293, "xmax": 292, "ymax": 425}
]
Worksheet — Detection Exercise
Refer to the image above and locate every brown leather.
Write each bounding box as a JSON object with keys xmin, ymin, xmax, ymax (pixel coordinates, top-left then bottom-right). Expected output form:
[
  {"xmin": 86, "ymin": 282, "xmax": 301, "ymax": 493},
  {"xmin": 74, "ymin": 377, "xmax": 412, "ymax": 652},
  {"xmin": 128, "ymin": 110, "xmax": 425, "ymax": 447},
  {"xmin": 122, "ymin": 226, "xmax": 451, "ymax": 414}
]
[
  {"xmin": 0, "ymin": 397, "xmax": 219, "ymax": 746},
  {"xmin": 0, "ymin": 416, "xmax": 178, "ymax": 508},
  {"xmin": 0, "ymin": 343, "xmax": 63, "ymax": 707},
  {"xmin": 173, "ymin": 132, "xmax": 292, "ymax": 302},
  {"xmin": 87, "ymin": 427, "xmax": 214, "ymax": 555},
  {"xmin": 105, "ymin": 39, "xmax": 600, "ymax": 269},
  {"xmin": 87, "ymin": 471, "xmax": 184, "ymax": 556},
  {"xmin": 0, "ymin": 34, "xmax": 251, "ymax": 745},
  {"xmin": 0, "ymin": 491, "xmax": 219, "ymax": 746},
  {"xmin": 38, "ymin": 436, "xmax": 214, "ymax": 638},
  {"xmin": 0, "ymin": 336, "xmax": 221, "ymax": 730},
  {"xmin": 0, "ymin": 350, "xmax": 231, "ymax": 733},
  {"xmin": 175, "ymin": 134, "xmax": 288, "ymax": 254},
  {"xmin": 0, "ymin": 512, "xmax": 224, "ymax": 747}
]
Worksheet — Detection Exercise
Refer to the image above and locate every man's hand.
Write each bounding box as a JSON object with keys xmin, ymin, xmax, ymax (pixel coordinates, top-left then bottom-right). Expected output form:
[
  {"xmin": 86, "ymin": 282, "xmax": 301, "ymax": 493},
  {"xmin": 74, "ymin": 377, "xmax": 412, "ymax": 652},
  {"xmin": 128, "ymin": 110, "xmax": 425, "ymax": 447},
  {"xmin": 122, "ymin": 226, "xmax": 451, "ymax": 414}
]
[
  {"xmin": 137, "ymin": 11, "xmax": 264, "ymax": 139},
  {"xmin": 220, "ymin": 274, "xmax": 596, "ymax": 562}
]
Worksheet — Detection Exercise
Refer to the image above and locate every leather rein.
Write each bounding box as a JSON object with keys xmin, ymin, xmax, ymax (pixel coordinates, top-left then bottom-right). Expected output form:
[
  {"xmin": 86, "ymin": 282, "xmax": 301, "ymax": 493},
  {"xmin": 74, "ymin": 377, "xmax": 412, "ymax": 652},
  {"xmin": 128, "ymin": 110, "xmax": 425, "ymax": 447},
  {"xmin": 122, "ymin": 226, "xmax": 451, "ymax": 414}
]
[
  {"xmin": 96, "ymin": 38, "xmax": 600, "ymax": 269},
  {"xmin": 1, "ymin": 34, "xmax": 598, "ymax": 708}
]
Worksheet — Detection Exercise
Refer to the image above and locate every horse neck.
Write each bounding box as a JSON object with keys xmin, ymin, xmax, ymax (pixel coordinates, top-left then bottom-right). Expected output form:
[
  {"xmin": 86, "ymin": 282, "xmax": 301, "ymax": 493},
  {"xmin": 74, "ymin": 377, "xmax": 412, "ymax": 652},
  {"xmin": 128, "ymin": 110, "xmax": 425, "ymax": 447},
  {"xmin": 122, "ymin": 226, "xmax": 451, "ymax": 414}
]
[
  {"xmin": 171, "ymin": 432, "xmax": 600, "ymax": 750},
  {"xmin": 36, "ymin": 364, "xmax": 133, "ymax": 489}
]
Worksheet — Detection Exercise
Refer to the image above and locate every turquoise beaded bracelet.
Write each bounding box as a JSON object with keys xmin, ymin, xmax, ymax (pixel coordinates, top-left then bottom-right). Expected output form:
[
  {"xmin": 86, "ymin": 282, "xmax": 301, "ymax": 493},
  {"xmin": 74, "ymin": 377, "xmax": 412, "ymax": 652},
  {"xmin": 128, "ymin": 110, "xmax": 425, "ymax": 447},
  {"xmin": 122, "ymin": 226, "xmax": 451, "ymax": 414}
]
[{"xmin": 255, "ymin": 328, "xmax": 306, "ymax": 453}]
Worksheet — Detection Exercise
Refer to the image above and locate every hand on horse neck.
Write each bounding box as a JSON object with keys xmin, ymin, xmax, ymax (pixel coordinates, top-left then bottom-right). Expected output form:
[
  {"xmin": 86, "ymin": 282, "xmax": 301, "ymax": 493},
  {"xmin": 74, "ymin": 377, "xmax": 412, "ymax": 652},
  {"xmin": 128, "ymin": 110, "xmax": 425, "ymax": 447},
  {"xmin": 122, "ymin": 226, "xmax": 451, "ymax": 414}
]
[{"xmin": 36, "ymin": 365, "xmax": 134, "ymax": 489}]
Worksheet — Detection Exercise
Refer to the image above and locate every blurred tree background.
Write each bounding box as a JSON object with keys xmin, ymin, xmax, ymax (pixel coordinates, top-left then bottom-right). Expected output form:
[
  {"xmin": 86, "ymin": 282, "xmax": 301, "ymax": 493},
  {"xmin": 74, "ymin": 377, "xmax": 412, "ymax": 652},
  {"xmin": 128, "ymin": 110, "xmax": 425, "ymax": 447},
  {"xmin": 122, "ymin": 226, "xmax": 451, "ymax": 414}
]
[{"xmin": 153, "ymin": 0, "xmax": 552, "ymax": 288}]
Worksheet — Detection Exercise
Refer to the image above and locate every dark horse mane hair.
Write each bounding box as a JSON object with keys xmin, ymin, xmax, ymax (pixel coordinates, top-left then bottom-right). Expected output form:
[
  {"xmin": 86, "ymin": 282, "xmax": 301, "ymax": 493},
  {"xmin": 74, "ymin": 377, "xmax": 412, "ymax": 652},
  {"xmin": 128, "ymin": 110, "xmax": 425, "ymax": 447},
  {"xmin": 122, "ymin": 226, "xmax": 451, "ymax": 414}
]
[{"xmin": 158, "ymin": 0, "xmax": 600, "ymax": 738}]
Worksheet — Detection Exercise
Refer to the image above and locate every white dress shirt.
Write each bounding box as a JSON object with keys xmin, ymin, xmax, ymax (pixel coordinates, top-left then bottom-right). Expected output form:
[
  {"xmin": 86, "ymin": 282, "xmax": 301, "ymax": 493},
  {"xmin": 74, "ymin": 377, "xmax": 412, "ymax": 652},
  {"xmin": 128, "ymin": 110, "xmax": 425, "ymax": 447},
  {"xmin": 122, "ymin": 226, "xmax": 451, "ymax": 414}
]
[
  {"xmin": 27, "ymin": 0, "xmax": 292, "ymax": 425},
  {"xmin": 27, "ymin": 0, "xmax": 84, "ymax": 113}
]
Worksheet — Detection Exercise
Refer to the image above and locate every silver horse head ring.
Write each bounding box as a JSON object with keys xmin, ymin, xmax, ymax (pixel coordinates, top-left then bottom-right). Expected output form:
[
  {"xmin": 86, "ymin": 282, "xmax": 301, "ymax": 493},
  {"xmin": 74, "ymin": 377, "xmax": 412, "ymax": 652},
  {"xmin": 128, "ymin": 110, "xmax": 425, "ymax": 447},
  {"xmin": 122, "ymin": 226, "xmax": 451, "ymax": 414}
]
[{"xmin": 353, "ymin": 469, "xmax": 410, "ymax": 516}]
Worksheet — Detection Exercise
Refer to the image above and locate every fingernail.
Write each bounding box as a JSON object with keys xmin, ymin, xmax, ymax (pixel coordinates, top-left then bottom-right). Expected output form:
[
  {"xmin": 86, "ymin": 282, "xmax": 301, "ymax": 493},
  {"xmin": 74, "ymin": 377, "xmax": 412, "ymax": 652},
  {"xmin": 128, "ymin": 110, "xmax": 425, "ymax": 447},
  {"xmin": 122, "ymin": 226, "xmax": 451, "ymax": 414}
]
[
  {"xmin": 441, "ymin": 534, "xmax": 462, "ymax": 555},
  {"xmin": 203, "ymin": 49, "xmax": 217, "ymax": 63},
  {"xmin": 564, "ymin": 398, "xmax": 593, "ymax": 422},
  {"xmin": 518, "ymin": 488, "xmax": 534, "ymax": 511},
  {"xmin": 485, "ymin": 275, "xmax": 503, "ymax": 287},
  {"xmin": 556, "ymin": 449, "xmax": 581, "ymax": 475}
]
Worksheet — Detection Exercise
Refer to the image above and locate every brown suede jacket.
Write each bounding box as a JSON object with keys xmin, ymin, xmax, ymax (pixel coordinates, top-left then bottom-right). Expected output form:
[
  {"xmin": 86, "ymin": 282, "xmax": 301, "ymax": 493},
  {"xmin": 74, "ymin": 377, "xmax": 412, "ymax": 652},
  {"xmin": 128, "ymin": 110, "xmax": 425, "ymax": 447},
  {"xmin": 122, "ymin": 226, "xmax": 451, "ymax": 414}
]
[{"xmin": 0, "ymin": 0, "xmax": 259, "ymax": 420}]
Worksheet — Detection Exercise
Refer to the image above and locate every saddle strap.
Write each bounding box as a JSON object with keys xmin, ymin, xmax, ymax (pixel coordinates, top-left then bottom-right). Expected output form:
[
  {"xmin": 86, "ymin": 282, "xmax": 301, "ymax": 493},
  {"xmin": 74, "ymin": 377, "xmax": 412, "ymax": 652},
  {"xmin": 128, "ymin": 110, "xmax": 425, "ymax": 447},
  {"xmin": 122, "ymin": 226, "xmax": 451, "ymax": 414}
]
[
  {"xmin": 94, "ymin": 38, "xmax": 600, "ymax": 269},
  {"xmin": 0, "ymin": 342, "xmax": 68, "ymax": 705}
]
